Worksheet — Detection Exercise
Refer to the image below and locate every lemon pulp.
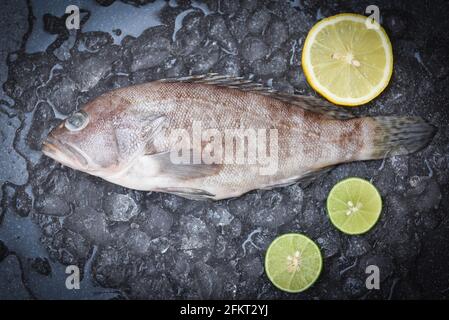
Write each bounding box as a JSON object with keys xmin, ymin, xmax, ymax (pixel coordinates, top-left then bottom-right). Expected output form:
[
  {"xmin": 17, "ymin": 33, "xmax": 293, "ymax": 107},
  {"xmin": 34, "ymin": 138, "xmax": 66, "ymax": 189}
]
[{"xmin": 302, "ymin": 13, "xmax": 393, "ymax": 106}]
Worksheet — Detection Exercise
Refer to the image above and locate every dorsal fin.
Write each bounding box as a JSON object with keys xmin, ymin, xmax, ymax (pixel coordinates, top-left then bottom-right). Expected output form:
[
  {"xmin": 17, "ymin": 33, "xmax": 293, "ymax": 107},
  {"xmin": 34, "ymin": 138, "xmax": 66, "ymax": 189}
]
[{"xmin": 158, "ymin": 73, "xmax": 355, "ymax": 120}]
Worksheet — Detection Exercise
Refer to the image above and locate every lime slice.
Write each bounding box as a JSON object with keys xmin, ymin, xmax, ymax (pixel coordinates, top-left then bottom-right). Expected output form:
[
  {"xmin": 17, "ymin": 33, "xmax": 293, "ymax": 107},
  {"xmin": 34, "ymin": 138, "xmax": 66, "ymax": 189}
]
[
  {"xmin": 265, "ymin": 233, "xmax": 322, "ymax": 293},
  {"xmin": 327, "ymin": 177, "xmax": 382, "ymax": 235},
  {"xmin": 302, "ymin": 13, "xmax": 393, "ymax": 106}
]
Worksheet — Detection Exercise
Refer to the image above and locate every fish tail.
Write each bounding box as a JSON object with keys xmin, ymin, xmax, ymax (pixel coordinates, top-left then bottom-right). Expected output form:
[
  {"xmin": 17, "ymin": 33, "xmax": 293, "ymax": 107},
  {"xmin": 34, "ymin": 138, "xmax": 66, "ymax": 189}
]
[{"xmin": 368, "ymin": 116, "xmax": 437, "ymax": 159}]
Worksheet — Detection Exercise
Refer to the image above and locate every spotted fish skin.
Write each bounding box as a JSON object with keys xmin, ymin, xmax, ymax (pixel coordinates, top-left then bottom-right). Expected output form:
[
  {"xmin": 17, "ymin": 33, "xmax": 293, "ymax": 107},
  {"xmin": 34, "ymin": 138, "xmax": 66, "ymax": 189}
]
[{"xmin": 42, "ymin": 75, "xmax": 436, "ymax": 200}]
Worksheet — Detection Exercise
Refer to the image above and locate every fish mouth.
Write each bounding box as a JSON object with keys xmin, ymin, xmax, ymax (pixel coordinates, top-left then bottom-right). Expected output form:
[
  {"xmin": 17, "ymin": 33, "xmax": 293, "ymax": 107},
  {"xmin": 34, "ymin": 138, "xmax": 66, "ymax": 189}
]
[{"xmin": 42, "ymin": 136, "xmax": 89, "ymax": 170}]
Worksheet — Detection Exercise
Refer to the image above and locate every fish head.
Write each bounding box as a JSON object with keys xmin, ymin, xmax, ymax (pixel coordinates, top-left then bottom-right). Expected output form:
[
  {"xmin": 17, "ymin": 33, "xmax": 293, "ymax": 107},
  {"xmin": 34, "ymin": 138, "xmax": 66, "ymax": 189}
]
[{"xmin": 42, "ymin": 95, "xmax": 125, "ymax": 175}]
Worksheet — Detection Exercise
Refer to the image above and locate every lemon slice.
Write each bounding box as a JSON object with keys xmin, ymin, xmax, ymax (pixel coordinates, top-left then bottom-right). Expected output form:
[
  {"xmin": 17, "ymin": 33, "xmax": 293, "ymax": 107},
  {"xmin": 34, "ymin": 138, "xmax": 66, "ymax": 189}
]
[
  {"xmin": 326, "ymin": 177, "xmax": 382, "ymax": 235},
  {"xmin": 302, "ymin": 13, "xmax": 393, "ymax": 106},
  {"xmin": 265, "ymin": 233, "xmax": 322, "ymax": 293}
]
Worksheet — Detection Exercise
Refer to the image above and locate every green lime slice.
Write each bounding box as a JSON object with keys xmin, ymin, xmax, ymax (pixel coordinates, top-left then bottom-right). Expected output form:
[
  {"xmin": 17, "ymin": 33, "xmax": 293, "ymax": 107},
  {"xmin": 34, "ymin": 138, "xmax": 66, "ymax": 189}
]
[
  {"xmin": 264, "ymin": 233, "xmax": 322, "ymax": 293},
  {"xmin": 327, "ymin": 177, "xmax": 382, "ymax": 235}
]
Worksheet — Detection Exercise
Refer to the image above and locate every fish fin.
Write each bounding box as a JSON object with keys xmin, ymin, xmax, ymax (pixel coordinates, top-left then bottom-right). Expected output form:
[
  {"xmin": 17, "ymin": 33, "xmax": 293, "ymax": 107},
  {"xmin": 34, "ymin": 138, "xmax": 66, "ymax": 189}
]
[
  {"xmin": 368, "ymin": 116, "xmax": 437, "ymax": 159},
  {"xmin": 141, "ymin": 115, "xmax": 167, "ymax": 154},
  {"xmin": 259, "ymin": 176, "xmax": 303, "ymax": 190},
  {"xmin": 140, "ymin": 114, "xmax": 167, "ymax": 140},
  {"xmin": 159, "ymin": 73, "xmax": 354, "ymax": 120},
  {"xmin": 297, "ymin": 166, "xmax": 335, "ymax": 188},
  {"xmin": 115, "ymin": 114, "xmax": 167, "ymax": 159},
  {"xmin": 156, "ymin": 187, "xmax": 215, "ymax": 200},
  {"xmin": 258, "ymin": 166, "xmax": 334, "ymax": 191},
  {"xmin": 147, "ymin": 151, "xmax": 222, "ymax": 179},
  {"xmin": 272, "ymin": 93, "xmax": 355, "ymax": 120}
]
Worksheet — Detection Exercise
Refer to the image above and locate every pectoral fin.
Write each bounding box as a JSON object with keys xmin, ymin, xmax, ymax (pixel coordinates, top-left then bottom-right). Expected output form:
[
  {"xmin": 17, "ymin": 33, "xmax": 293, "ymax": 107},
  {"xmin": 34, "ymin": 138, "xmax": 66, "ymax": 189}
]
[{"xmin": 114, "ymin": 114, "xmax": 167, "ymax": 159}]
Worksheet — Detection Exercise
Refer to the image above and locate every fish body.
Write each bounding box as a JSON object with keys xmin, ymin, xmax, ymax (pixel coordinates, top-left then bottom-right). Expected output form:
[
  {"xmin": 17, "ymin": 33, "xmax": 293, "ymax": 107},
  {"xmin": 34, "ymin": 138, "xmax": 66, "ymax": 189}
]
[{"xmin": 42, "ymin": 75, "xmax": 436, "ymax": 200}]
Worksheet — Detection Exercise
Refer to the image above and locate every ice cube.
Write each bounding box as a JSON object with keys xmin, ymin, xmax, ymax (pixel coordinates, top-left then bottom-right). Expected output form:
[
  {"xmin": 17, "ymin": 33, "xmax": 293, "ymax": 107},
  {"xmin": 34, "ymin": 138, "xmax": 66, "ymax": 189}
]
[
  {"xmin": 103, "ymin": 193, "xmax": 140, "ymax": 222},
  {"xmin": 64, "ymin": 207, "xmax": 111, "ymax": 244},
  {"xmin": 139, "ymin": 205, "xmax": 173, "ymax": 239},
  {"xmin": 241, "ymin": 37, "xmax": 268, "ymax": 63},
  {"xmin": 247, "ymin": 9, "xmax": 271, "ymax": 35},
  {"xmin": 193, "ymin": 262, "xmax": 223, "ymax": 299}
]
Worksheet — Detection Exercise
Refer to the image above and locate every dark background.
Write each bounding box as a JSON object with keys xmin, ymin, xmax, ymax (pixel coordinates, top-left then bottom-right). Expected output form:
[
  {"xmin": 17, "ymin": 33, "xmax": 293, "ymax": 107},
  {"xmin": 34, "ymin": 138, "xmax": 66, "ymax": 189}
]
[{"xmin": 0, "ymin": 0, "xmax": 448, "ymax": 299}]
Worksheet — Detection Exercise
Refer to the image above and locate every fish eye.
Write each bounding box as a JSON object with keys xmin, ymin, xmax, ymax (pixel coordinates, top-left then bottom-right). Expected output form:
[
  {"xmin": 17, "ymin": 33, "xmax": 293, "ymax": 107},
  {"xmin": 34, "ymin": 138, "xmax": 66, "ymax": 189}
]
[{"xmin": 65, "ymin": 110, "xmax": 89, "ymax": 131}]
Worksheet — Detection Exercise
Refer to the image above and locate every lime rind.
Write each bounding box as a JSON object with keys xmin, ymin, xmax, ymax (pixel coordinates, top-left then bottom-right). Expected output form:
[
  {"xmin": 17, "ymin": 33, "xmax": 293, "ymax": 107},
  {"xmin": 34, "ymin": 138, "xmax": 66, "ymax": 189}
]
[
  {"xmin": 326, "ymin": 177, "xmax": 382, "ymax": 235},
  {"xmin": 264, "ymin": 233, "xmax": 323, "ymax": 293}
]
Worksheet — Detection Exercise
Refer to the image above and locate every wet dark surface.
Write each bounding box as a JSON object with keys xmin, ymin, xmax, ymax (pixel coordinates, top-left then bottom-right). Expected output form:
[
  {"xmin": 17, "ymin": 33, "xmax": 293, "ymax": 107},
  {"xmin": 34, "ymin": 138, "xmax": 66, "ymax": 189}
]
[{"xmin": 0, "ymin": 0, "xmax": 448, "ymax": 299}]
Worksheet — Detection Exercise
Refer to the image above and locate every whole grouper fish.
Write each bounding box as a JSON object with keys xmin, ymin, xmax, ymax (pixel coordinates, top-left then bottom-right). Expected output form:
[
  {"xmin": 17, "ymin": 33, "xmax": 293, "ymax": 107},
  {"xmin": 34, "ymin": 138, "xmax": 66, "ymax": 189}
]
[{"xmin": 42, "ymin": 74, "xmax": 436, "ymax": 200}]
